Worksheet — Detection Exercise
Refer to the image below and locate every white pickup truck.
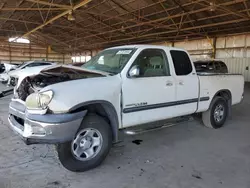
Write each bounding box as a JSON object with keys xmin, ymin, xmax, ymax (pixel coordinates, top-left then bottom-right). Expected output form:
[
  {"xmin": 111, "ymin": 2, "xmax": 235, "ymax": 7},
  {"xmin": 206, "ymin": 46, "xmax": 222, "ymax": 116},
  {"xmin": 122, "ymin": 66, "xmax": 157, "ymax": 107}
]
[{"xmin": 8, "ymin": 45, "xmax": 244, "ymax": 172}]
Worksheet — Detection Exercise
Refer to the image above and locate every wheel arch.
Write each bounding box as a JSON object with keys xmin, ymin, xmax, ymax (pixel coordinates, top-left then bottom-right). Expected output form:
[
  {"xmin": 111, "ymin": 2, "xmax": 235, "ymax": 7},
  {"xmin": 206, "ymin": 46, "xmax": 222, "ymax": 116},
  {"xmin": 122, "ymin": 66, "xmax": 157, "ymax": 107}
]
[
  {"xmin": 211, "ymin": 89, "xmax": 232, "ymax": 117},
  {"xmin": 213, "ymin": 89, "xmax": 231, "ymax": 100},
  {"xmin": 69, "ymin": 100, "xmax": 119, "ymax": 142}
]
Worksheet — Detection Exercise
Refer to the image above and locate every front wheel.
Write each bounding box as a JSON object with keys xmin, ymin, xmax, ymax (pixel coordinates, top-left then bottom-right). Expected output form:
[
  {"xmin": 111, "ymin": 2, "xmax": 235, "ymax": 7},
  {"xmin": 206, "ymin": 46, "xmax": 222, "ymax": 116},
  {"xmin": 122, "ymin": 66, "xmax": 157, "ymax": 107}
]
[
  {"xmin": 202, "ymin": 96, "xmax": 228, "ymax": 129},
  {"xmin": 57, "ymin": 114, "xmax": 112, "ymax": 172}
]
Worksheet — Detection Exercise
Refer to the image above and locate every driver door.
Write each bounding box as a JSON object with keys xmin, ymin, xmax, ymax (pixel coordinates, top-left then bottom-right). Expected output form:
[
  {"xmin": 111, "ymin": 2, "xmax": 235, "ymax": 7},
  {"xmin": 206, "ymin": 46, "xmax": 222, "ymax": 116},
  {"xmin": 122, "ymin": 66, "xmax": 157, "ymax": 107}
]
[{"xmin": 121, "ymin": 49, "xmax": 176, "ymax": 128}]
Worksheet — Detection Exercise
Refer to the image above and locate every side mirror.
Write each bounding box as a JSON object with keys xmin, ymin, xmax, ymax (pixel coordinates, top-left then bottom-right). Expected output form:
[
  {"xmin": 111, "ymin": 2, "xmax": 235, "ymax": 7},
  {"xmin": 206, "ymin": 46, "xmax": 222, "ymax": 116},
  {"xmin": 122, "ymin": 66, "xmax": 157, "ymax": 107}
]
[{"xmin": 128, "ymin": 65, "xmax": 140, "ymax": 77}]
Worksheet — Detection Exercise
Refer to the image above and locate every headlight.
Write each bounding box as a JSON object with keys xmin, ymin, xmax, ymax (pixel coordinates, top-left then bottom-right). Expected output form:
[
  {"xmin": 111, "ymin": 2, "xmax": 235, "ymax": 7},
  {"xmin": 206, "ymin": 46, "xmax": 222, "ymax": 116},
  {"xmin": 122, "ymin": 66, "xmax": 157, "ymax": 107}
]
[
  {"xmin": 38, "ymin": 90, "xmax": 53, "ymax": 109},
  {"xmin": 26, "ymin": 90, "xmax": 53, "ymax": 110}
]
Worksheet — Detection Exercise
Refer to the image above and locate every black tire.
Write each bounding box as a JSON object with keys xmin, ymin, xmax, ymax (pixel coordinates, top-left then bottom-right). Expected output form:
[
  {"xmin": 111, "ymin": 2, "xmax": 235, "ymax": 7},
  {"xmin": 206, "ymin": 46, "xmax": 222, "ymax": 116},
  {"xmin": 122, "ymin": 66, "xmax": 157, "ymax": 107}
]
[
  {"xmin": 57, "ymin": 114, "xmax": 112, "ymax": 172},
  {"xmin": 202, "ymin": 96, "xmax": 228, "ymax": 129}
]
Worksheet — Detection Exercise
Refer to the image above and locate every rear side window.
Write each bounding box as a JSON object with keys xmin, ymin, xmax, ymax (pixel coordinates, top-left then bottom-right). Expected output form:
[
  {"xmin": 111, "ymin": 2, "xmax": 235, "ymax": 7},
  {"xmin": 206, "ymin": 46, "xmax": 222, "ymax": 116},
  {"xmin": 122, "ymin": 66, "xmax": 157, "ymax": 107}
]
[
  {"xmin": 170, "ymin": 50, "xmax": 192, "ymax": 75},
  {"xmin": 221, "ymin": 63, "xmax": 228, "ymax": 73},
  {"xmin": 214, "ymin": 62, "xmax": 221, "ymax": 70}
]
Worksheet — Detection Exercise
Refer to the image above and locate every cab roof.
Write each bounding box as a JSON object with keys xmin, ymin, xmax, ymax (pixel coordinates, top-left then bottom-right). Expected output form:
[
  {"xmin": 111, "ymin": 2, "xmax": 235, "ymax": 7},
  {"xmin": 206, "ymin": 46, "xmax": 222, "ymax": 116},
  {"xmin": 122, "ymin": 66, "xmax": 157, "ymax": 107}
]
[{"xmin": 107, "ymin": 44, "xmax": 185, "ymax": 51}]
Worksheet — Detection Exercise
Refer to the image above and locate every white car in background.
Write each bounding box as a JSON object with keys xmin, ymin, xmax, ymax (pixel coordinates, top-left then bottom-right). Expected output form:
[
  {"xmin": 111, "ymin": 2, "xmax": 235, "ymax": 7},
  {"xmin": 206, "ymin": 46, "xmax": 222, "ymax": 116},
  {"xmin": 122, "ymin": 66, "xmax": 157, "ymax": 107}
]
[
  {"xmin": 2, "ymin": 61, "xmax": 56, "ymax": 86},
  {"xmin": 1, "ymin": 63, "xmax": 18, "ymax": 72},
  {"xmin": 0, "ymin": 63, "xmax": 18, "ymax": 83}
]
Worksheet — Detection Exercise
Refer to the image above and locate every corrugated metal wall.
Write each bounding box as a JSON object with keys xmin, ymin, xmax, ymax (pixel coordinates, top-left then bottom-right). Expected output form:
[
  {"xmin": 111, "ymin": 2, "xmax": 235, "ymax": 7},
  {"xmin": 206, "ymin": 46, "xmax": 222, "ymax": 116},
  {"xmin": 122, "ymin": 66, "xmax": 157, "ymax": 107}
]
[
  {"xmin": 0, "ymin": 40, "xmax": 71, "ymax": 64},
  {"xmin": 218, "ymin": 58, "xmax": 250, "ymax": 82}
]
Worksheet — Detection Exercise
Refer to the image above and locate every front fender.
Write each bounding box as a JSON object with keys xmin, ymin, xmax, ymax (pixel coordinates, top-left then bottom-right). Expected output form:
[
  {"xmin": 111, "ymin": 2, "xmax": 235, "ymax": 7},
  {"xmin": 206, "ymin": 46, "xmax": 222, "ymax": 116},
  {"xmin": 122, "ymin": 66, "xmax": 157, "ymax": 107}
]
[
  {"xmin": 45, "ymin": 75, "xmax": 122, "ymax": 114},
  {"xmin": 69, "ymin": 100, "xmax": 120, "ymax": 142}
]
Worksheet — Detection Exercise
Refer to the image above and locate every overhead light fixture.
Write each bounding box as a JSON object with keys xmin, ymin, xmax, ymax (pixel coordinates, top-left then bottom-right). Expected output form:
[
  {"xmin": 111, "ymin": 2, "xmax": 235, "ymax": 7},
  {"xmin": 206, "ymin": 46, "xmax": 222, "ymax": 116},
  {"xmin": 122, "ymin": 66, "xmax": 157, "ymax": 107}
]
[
  {"xmin": 121, "ymin": 25, "xmax": 125, "ymax": 32},
  {"xmin": 209, "ymin": 2, "xmax": 216, "ymax": 12},
  {"xmin": 67, "ymin": 11, "xmax": 75, "ymax": 21}
]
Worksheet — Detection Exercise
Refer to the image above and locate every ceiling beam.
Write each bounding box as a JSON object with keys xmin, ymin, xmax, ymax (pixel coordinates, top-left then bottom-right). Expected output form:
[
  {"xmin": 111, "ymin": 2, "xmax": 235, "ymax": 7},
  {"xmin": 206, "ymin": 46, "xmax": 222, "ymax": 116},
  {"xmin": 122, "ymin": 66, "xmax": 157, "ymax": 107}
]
[
  {"xmin": 243, "ymin": 1, "xmax": 250, "ymax": 17},
  {"xmin": 110, "ymin": 0, "xmax": 243, "ymax": 30},
  {"xmin": 77, "ymin": 17, "xmax": 249, "ymax": 48},
  {"xmin": 109, "ymin": 0, "xmax": 174, "ymax": 31},
  {"xmin": 0, "ymin": 16, "xmax": 103, "ymax": 33},
  {"xmin": 49, "ymin": 0, "xmax": 200, "ymax": 42},
  {"xmin": 25, "ymin": 0, "xmax": 71, "ymax": 9},
  {"xmin": 0, "ymin": 7, "xmax": 68, "ymax": 11},
  {"xmin": 13, "ymin": 0, "xmax": 92, "ymax": 42},
  {"xmin": 0, "ymin": 16, "xmax": 41, "ymax": 24},
  {"xmin": 64, "ymin": 0, "xmax": 245, "ymax": 44},
  {"xmin": 79, "ymin": 0, "xmax": 203, "ymax": 31},
  {"xmin": 202, "ymin": 0, "xmax": 250, "ymax": 20},
  {"xmin": 159, "ymin": 0, "xmax": 178, "ymax": 29},
  {"xmin": 3, "ymin": 5, "xmax": 249, "ymax": 36},
  {"xmin": 171, "ymin": 0, "xmax": 209, "ymax": 40},
  {"xmin": 0, "ymin": 0, "xmax": 25, "ymax": 29},
  {"xmin": 106, "ymin": 7, "xmax": 250, "ymax": 42}
]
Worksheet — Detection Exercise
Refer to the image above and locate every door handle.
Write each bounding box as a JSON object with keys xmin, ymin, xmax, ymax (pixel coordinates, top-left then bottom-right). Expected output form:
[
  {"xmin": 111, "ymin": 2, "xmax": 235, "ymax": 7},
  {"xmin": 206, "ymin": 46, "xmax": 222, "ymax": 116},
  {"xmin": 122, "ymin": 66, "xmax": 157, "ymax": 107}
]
[
  {"xmin": 179, "ymin": 81, "xmax": 184, "ymax": 85},
  {"xmin": 166, "ymin": 82, "xmax": 173, "ymax": 86}
]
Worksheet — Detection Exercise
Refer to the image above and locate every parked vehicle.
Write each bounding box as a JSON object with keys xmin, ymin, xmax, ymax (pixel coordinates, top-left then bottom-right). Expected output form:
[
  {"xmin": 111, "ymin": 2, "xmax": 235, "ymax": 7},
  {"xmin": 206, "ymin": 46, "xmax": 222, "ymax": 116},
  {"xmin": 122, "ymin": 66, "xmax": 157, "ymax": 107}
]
[
  {"xmin": 8, "ymin": 45, "xmax": 244, "ymax": 172},
  {"xmin": 1, "ymin": 63, "xmax": 18, "ymax": 72},
  {"xmin": 194, "ymin": 60, "xmax": 228, "ymax": 73},
  {"xmin": 6, "ymin": 61, "xmax": 56, "ymax": 86},
  {"xmin": 0, "ymin": 63, "xmax": 18, "ymax": 83}
]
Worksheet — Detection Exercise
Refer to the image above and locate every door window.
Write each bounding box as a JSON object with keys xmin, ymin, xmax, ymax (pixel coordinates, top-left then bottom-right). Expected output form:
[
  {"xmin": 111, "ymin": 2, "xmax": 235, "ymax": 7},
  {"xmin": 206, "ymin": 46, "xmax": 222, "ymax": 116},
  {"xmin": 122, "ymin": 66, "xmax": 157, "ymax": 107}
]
[
  {"xmin": 130, "ymin": 49, "xmax": 170, "ymax": 77},
  {"xmin": 170, "ymin": 50, "xmax": 192, "ymax": 75}
]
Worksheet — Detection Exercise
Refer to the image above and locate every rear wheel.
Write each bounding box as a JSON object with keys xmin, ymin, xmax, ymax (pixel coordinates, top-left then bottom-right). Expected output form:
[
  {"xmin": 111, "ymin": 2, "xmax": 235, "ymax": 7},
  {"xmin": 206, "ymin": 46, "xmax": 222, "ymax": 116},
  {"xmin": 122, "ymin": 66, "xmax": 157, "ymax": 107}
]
[
  {"xmin": 57, "ymin": 114, "xmax": 112, "ymax": 172},
  {"xmin": 202, "ymin": 96, "xmax": 228, "ymax": 129}
]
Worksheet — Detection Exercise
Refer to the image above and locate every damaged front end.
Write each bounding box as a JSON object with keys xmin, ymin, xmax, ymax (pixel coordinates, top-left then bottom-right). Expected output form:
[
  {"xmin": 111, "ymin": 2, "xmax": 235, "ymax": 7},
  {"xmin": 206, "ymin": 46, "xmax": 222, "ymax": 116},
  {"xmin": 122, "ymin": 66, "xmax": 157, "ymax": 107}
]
[
  {"xmin": 9, "ymin": 65, "xmax": 106, "ymax": 145},
  {"xmin": 15, "ymin": 65, "xmax": 105, "ymax": 101}
]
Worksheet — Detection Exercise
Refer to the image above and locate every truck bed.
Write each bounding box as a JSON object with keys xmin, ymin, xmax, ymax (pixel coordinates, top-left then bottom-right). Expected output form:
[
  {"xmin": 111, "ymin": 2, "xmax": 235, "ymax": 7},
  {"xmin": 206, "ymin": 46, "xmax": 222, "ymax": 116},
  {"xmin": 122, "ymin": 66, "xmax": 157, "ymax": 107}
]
[{"xmin": 197, "ymin": 73, "xmax": 244, "ymax": 113}]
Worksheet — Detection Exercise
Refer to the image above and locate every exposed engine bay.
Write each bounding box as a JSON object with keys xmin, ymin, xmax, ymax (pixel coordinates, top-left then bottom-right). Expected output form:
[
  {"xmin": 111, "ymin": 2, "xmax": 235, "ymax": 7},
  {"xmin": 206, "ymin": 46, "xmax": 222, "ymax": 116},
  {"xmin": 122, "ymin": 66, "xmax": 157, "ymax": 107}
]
[{"xmin": 16, "ymin": 66, "xmax": 105, "ymax": 101}]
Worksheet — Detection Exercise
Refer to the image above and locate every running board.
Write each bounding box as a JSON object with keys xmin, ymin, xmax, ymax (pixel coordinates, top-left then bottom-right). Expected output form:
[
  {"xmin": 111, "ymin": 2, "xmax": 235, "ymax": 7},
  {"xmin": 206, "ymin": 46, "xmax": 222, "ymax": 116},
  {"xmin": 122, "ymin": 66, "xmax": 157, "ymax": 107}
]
[{"xmin": 122, "ymin": 116, "xmax": 193, "ymax": 135}]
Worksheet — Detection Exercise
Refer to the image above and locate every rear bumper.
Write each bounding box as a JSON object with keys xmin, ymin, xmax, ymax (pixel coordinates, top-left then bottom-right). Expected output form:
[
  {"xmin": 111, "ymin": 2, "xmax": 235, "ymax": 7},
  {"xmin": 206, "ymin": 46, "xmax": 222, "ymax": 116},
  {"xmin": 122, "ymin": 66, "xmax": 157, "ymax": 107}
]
[{"xmin": 8, "ymin": 100, "xmax": 87, "ymax": 145}]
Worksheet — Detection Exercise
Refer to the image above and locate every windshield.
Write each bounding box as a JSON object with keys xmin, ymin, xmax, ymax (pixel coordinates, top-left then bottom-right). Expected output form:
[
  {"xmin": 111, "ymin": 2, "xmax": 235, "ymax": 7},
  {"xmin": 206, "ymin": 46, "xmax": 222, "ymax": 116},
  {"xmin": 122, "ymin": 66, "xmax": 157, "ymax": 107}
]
[
  {"xmin": 16, "ymin": 61, "xmax": 33, "ymax": 69},
  {"xmin": 82, "ymin": 48, "xmax": 136, "ymax": 74}
]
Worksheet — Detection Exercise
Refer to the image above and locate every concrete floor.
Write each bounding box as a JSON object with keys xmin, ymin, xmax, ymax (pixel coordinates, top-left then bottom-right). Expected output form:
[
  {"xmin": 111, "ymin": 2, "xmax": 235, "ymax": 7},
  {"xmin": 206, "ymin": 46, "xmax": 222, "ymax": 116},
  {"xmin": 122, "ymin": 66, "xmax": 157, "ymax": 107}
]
[{"xmin": 0, "ymin": 84, "xmax": 249, "ymax": 188}]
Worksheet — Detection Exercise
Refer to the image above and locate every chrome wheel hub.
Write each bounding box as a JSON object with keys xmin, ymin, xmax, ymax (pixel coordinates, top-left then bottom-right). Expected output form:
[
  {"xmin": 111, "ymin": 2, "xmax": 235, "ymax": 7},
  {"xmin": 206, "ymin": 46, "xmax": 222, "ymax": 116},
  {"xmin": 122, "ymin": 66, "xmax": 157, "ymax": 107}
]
[
  {"xmin": 214, "ymin": 104, "xmax": 225, "ymax": 122},
  {"xmin": 80, "ymin": 136, "xmax": 92, "ymax": 149},
  {"xmin": 71, "ymin": 128, "xmax": 103, "ymax": 161}
]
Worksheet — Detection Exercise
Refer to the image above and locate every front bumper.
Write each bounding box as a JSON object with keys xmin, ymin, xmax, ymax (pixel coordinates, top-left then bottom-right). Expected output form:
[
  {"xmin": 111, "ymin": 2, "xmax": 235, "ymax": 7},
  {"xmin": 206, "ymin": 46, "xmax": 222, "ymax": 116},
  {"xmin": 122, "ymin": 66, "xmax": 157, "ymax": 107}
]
[{"xmin": 8, "ymin": 100, "xmax": 87, "ymax": 145}]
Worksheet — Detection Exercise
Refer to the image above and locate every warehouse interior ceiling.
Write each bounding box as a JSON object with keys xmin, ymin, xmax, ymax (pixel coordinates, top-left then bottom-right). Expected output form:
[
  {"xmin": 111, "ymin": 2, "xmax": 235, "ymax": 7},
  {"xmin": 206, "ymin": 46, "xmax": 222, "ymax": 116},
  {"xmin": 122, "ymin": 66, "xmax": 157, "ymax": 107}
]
[{"xmin": 0, "ymin": 0, "xmax": 250, "ymax": 53}]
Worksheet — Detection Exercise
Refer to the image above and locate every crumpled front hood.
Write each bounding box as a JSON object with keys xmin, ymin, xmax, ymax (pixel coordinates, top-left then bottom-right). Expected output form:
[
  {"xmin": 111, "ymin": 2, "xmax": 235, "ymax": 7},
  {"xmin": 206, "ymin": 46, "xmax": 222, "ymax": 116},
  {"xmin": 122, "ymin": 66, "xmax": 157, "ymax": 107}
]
[
  {"xmin": 40, "ymin": 64, "xmax": 110, "ymax": 76},
  {"xmin": 16, "ymin": 64, "xmax": 115, "ymax": 102},
  {"xmin": 16, "ymin": 64, "xmax": 108, "ymax": 89}
]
